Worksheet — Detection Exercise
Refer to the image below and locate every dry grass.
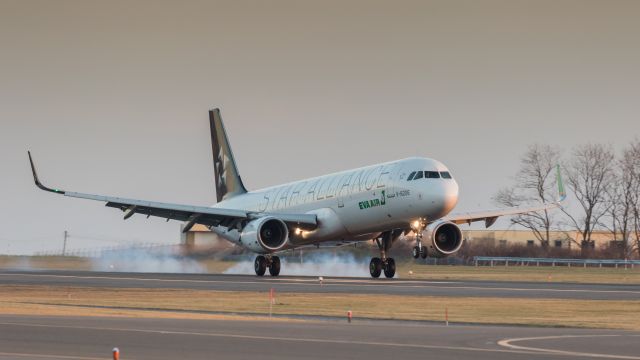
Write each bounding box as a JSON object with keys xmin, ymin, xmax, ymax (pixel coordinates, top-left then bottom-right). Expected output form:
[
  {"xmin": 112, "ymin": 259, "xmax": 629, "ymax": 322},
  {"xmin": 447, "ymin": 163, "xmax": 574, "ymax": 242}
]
[
  {"xmin": 397, "ymin": 262, "xmax": 640, "ymax": 284},
  {"xmin": 1, "ymin": 285, "xmax": 640, "ymax": 330},
  {"xmin": 0, "ymin": 256, "xmax": 94, "ymax": 271}
]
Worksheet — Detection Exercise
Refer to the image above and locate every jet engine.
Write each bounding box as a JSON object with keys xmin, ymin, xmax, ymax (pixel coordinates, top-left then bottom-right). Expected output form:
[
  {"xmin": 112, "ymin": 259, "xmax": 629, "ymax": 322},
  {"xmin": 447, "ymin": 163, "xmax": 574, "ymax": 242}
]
[
  {"xmin": 424, "ymin": 220, "xmax": 464, "ymax": 258},
  {"xmin": 240, "ymin": 216, "xmax": 289, "ymax": 253}
]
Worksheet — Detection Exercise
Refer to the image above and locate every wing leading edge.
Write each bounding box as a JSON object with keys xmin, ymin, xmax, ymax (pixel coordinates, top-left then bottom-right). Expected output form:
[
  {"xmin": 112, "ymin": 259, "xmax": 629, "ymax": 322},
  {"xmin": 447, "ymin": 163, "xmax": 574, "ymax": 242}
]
[
  {"xmin": 444, "ymin": 165, "xmax": 567, "ymax": 228},
  {"xmin": 27, "ymin": 151, "xmax": 317, "ymax": 232}
]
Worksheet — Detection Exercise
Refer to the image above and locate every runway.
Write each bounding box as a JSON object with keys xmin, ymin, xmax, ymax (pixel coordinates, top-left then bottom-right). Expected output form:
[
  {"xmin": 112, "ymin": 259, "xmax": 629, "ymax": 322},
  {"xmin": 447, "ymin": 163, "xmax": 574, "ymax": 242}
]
[
  {"xmin": 0, "ymin": 315, "xmax": 639, "ymax": 360},
  {"xmin": 1, "ymin": 270, "xmax": 640, "ymax": 300}
]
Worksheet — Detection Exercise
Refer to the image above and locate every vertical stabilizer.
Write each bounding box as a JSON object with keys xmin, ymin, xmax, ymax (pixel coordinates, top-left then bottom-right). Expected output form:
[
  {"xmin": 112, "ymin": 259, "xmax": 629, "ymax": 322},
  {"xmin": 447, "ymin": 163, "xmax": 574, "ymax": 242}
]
[{"xmin": 210, "ymin": 109, "xmax": 247, "ymax": 202}]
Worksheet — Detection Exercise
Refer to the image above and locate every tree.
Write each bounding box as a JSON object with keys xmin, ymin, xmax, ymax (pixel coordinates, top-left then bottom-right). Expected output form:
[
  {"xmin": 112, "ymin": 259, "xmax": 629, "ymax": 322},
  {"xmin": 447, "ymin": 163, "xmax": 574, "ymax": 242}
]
[
  {"xmin": 494, "ymin": 144, "xmax": 561, "ymax": 248},
  {"xmin": 601, "ymin": 141, "xmax": 640, "ymax": 258},
  {"xmin": 622, "ymin": 140, "xmax": 640, "ymax": 258},
  {"xmin": 561, "ymin": 143, "xmax": 615, "ymax": 254}
]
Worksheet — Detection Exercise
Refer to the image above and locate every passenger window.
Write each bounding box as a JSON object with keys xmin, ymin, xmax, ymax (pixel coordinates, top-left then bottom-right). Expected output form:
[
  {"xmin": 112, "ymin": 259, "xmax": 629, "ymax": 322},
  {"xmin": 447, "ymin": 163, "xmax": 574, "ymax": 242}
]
[
  {"xmin": 413, "ymin": 171, "xmax": 423, "ymax": 180},
  {"xmin": 407, "ymin": 171, "xmax": 417, "ymax": 181},
  {"xmin": 425, "ymin": 171, "xmax": 440, "ymax": 178},
  {"xmin": 440, "ymin": 171, "xmax": 452, "ymax": 179}
]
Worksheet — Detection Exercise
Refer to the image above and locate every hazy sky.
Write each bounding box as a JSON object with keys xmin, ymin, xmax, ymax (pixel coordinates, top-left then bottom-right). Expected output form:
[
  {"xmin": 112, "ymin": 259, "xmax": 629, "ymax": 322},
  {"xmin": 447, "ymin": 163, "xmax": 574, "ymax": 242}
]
[{"xmin": 1, "ymin": 0, "xmax": 639, "ymax": 254}]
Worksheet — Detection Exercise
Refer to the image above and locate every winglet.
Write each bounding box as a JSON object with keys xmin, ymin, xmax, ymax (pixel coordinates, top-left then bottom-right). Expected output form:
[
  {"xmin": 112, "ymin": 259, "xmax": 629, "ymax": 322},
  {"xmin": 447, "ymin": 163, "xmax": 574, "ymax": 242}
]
[
  {"xmin": 556, "ymin": 164, "xmax": 566, "ymax": 202},
  {"xmin": 27, "ymin": 151, "xmax": 65, "ymax": 194}
]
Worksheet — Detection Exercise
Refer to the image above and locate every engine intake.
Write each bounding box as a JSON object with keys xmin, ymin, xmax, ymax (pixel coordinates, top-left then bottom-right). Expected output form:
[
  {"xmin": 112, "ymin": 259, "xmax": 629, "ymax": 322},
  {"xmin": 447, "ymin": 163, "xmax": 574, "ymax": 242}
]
[
  {"xmin": 425, "ymin": 220, "xmax": 463, "ymax": 257},
  {"xmin": 240, "ymin": 217, "xmax": 289, "ymax": 253}
]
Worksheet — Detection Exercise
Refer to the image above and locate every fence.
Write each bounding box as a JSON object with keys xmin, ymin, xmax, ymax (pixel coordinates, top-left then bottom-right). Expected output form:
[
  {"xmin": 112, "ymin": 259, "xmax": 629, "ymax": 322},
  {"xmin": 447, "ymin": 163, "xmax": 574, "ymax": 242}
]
[
  {"xmin": 473, "ymin": 256, "xmax": 640, "ymax": 268},
  {"xmin": 33, "ymin": 243, "xmax": 181, "ymax": 258}
]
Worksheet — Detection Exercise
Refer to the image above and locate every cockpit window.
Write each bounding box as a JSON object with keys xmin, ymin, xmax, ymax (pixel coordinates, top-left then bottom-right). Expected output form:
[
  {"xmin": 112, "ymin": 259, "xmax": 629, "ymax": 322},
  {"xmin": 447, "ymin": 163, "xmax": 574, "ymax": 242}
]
[
  {"xmin": 425, "ymin": 171, "xmax": 440, "ymax": 178},
  {"xmin": 440, "ymin": 171, "xmax": 452, "ymax": 179},
  {"xmin": 413, "ymin": 171, "xmax": 423, "ymax": 180},
  {"xmin": 407, "ymin": 171, "xmax": 417, "ymax": 181}
]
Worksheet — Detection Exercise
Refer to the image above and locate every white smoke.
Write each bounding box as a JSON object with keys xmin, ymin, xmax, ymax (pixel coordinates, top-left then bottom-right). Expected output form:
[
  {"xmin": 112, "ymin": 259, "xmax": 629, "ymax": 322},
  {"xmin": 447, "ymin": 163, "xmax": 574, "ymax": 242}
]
[
  {"xmin": 90, "ymin": 247, "xmax": 206, "ymax": 273},
  {"xmin": 224, "ymin": 251, "xmax": 372, "ymax": 277}
]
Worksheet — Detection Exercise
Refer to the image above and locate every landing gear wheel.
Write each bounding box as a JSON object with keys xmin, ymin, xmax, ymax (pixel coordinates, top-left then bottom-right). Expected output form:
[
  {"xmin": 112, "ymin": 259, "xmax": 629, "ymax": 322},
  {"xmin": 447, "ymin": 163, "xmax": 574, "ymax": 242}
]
[
  {"xmin": 369, "ymin": 257, "xmax": 382, "ymax": 278},
  {"xmin": 412, "ymin": 246, "xmax": 420, "ymax": 259},
  {"xmin": 420, "ymin": 247, "xmax": 427, "ymax": 259},
  {"xmin": 269, "ymin": 256, "xmax": 281, "ymax": 276},
  {"xmin": 254, "ymin": 255, "xmax": 267, "ymax": 276},
  {"xmin": 384, "ymin": 258, "xmax": 396, "ymax": 278}
]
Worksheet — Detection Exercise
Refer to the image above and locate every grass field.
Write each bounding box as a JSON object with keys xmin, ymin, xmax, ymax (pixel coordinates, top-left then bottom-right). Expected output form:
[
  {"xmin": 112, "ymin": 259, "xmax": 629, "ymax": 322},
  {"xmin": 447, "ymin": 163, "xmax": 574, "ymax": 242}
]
[
  {"xmin": 397, "ymin": 262, "xmax": 640, "ymax": 284},
  {"xmin": 1, "ymin": 285, "xmax": 639, "ymax": 330}
]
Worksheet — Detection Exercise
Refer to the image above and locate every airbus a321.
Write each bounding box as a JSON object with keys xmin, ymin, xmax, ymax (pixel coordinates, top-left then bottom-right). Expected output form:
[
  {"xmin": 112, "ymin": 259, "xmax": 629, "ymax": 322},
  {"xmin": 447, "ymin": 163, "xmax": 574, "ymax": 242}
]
[{"xmin": 28, "ymin": 109, "xmax": 566, "ymax": 278}]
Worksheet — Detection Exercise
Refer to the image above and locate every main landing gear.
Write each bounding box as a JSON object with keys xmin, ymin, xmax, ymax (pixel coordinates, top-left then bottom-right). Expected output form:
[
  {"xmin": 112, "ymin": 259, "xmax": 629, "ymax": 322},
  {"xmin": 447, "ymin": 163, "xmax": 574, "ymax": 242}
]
[
  {"xmin": 254, "ymin": 255, "xmax": 281, "ymax": 276},
  {"xmin": 369, "ymin": 230, "xmax": 402, "ymax": 278}
]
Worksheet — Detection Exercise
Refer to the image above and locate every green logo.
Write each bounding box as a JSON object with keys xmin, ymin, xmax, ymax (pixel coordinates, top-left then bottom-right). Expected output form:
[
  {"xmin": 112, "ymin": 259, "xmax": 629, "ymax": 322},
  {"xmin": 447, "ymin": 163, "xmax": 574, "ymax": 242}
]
[{"xmin": 359, "ymin": 190, "xmax": 386, "ymax": 210}]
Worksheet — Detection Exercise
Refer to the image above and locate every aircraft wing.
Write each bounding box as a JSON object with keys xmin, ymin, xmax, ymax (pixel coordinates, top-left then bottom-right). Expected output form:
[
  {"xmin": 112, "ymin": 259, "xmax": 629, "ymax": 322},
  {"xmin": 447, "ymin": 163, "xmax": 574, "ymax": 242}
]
[
  {"xmin": 28, "ymin": 152, "xmax": 318, "ymax": 232},
  {"xmin": 444, "ymin": 202, "xmax": 561, "ymax": 228},
  {"xmin": 443, "ymin": 165, "xmax": 567, "ymax": 228}
]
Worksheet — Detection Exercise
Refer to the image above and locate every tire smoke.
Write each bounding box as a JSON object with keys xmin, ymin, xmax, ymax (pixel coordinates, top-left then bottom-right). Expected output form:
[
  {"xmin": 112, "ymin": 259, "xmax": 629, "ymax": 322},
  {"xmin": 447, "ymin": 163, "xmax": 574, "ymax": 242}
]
[
  {"xmin": 224, "ymin": 251, "xmax": 370, "ymax": 277},
  {"xmin": 90, "ymin": 247, "xmax": 206, "ymax": 273}
]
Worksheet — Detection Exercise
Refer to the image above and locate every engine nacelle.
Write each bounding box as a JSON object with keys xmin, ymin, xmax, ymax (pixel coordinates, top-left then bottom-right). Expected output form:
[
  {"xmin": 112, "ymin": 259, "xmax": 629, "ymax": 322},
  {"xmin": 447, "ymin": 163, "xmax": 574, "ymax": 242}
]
[
  {"xmin": 240, "ymin": 217, "xmax": 289, "ymax": 253},
  {"xmin": 424, "ymin": 220, "xmax": 464, "ymax": 258}
]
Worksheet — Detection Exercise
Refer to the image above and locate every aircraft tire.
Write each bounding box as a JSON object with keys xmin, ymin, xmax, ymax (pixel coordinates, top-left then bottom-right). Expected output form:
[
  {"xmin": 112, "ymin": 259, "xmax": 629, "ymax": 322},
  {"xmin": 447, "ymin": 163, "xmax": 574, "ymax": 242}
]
[
  {"xmin": 269, "ymin": 256, "xmax": 281, "ymax": 276},
  {"xmin": 384, "ymin": 258, "xmax": 396, "ymax": 278},
  {"xmin": 369, "ymin": 257, "xmax": 382, "ymax": 278},
  {"xmin": 412, "ymin": 246, "xmax": 420, "ymax": 259},
  {"xmin": 254, "ymin": 255, "xmax": 267, "ymax": 276},
  {"xmin": 420, "ymin": 247, "xmax": 427, "ymax": 259}
]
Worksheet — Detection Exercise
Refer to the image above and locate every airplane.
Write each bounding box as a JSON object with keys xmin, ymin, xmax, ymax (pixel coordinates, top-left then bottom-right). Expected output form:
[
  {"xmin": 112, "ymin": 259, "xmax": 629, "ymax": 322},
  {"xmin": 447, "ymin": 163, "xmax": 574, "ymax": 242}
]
[{"xmin": 28, "ymin": 109, "xmax": 566, "ymax": 278}]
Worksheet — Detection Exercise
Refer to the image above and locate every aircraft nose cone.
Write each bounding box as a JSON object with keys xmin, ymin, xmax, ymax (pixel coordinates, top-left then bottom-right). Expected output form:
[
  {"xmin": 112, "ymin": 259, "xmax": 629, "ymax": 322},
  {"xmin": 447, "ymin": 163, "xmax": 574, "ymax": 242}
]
[
  {"xmin": 442, "ymin": 180, "xmax": 459, "ymax": 215},
  {"xmin": 422, "ymin": 179, "xmax": 459, "ymax": 219}
]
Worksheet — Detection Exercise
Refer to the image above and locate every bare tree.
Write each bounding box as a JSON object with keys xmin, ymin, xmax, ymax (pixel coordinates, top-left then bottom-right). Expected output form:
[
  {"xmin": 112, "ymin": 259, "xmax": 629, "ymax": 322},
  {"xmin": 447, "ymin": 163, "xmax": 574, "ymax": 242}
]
[
  {"xmin": 494, "ymin": 144, "xmax": 561, "ymax": 248},
  {"xmin": 601, "ymin": 149, "xmax": 636, "ymax": 258},
  {"xmin": 561, "ymin": 143, "xmax": 615, "ymax": 254},
  {"xmin": 623, "ymin": 140, "xmax": 640, "ymax": 258}
]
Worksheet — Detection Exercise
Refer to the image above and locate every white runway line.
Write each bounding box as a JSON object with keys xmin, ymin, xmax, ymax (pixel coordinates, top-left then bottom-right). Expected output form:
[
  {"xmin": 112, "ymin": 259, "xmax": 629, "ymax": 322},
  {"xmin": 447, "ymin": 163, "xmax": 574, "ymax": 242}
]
[
  {"xmin": 0, "ymin": 351, "xmax": 105, "ymax": 359},
  {"xmin": 2, "ymin": 273, "xmax": 640, "ymax": 297},
  {"xmin": 498, "ymin": 335, "xmax": 640, "ymax": 359}
]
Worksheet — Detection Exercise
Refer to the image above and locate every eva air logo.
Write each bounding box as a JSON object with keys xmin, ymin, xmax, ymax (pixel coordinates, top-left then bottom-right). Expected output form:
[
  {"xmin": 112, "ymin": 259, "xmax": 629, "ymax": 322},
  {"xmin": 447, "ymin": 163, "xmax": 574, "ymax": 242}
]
[{"xmin": 358, "ymin": 190, "xmax": 386, "ymax": 209}]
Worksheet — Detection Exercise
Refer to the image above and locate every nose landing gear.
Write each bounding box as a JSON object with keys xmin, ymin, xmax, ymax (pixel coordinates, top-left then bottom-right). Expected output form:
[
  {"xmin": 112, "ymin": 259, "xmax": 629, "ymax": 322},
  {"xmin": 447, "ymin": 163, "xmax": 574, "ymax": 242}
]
[
  {"xmin": 254, "ymin": 255, "xmax": 281, "ymax": 276},
  {"xmin": 411, "ymin": 218, "xmax": 428, "ymax": 259}
]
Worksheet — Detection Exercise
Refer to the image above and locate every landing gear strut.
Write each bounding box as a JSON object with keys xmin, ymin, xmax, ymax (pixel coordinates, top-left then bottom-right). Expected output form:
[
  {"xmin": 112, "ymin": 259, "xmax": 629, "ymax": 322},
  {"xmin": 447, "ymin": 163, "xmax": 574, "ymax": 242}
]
[
  {"xmin": 254, "ymin": 255, "xmax": 281, "ymax": 276},
  {"xmin": 369, "ymin": 230, "xmax": 402, "ymax": 278}
]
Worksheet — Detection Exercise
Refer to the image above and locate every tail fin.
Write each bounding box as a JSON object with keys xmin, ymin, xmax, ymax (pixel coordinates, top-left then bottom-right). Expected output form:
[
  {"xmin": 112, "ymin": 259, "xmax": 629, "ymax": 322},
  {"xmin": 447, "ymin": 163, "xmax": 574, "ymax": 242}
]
[
  {"xmin": 556, "ymin": 164, "xmax": 567, "ymax": 202},
  {"xmin": 209, "ymin": 109, "xmax": 247, "ymax": 202}
]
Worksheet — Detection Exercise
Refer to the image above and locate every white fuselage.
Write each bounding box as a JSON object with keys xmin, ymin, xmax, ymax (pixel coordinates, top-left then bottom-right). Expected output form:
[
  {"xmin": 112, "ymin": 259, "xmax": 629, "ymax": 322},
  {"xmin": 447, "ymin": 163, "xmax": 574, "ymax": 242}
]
[{"xmin": 211, "ymin": 157, "xmax": 459, "ymax": 252}]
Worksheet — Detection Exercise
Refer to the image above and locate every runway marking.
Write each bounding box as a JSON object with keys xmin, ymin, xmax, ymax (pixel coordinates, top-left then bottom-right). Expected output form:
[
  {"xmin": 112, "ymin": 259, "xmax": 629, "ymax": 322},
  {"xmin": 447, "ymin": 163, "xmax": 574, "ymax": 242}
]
[
  {"xmin": 0, "ymin": 321, "xmax": 622, "ymax": 358},
  {"xmin": 0, "ymin": 351, "xmax": 105, "ymax": 359},
  {"xmin": 498, "ymin": 335, "xmax": 640, "ymax": 359},
  {"xmin": 2, "ymin": 273, "xmax": 640, "ymax": 297}
]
